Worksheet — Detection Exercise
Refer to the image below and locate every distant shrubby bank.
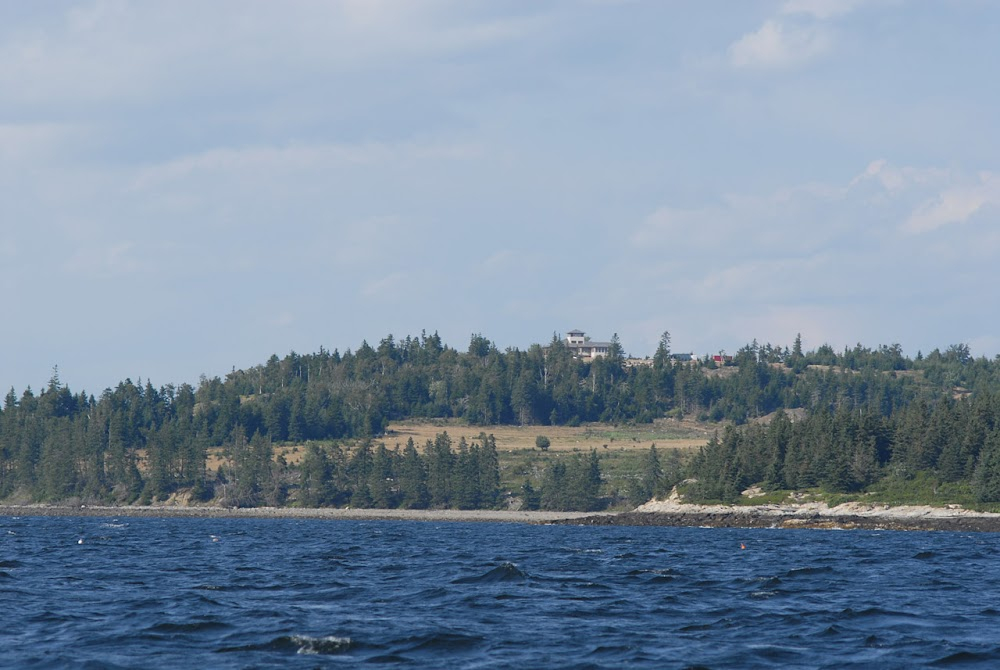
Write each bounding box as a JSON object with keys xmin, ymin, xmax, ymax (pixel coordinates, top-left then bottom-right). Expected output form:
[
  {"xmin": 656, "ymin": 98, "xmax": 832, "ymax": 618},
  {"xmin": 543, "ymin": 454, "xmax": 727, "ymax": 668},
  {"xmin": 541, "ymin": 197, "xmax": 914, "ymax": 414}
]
[{"xmin": 3, "ymin": 332, "xmax": 1000, "ymax": 509}]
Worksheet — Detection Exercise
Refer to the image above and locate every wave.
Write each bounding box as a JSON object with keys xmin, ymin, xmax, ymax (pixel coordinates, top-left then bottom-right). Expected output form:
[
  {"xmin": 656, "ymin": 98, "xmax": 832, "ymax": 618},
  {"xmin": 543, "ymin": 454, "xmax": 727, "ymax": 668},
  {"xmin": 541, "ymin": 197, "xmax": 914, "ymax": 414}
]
[
  {"xmin": 627, "ymin": 568, "xmax": 674, "ymax": 576},
  {"xmin": 394, "ymin": 631, "xmax": 484, "ymax": 653},
  {"xmin": 217, "ymin": 634, "xmax": 353, "ymax": 655},
  {"xmin": 931, "ymin": 648, "xmax": 1000, "ymax": 665},
  {"xmin": 784, "ymin": 566, "xmax": 834, "ymax": 578},
  {"xmin": 146, "ymin": 620, "xmax": 233, "ymax": 634},
  {"xmin": 452, "ymin": 562, "xmax": 528, "ymax": 584}
]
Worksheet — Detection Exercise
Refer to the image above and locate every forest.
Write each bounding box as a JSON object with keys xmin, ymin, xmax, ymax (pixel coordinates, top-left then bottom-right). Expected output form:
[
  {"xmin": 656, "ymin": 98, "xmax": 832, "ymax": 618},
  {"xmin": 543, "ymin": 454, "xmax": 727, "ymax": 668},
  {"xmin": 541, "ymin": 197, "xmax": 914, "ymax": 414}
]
[{"xmin": 3, "ymin": 330, "xmax": 1000, "ymax": 510}]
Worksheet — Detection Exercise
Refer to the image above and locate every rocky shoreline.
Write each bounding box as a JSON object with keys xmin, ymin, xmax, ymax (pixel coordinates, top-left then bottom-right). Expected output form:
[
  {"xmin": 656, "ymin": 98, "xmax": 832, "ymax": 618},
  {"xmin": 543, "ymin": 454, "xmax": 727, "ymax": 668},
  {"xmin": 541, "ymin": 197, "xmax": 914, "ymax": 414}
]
[
  {"xmin": 559, "ymin": 510, "xmax": 1000, "ymax": 532},
  {"xmin": 558, "ymin": 500, "xmax": 1000, "ymax": 532},
  {"xmin": 3, "ymin": 501, "xmax": 1000, "ymax": 531}
]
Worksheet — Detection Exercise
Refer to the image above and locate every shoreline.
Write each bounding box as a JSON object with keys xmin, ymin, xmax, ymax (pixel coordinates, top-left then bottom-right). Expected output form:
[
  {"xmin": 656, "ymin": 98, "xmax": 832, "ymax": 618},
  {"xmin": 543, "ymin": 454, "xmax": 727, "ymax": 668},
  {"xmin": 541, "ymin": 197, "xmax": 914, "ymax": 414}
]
[
  {"xmin": 0, "ymin": 504, "xmax": 608, "ymax": 524},
  {"xmin": 4, "ymin": 500, "xmax": 1000, "ymax": 531},
  {"xmin": 558, "ymin": 500, "xmax": 1000, "ymax": 532}
]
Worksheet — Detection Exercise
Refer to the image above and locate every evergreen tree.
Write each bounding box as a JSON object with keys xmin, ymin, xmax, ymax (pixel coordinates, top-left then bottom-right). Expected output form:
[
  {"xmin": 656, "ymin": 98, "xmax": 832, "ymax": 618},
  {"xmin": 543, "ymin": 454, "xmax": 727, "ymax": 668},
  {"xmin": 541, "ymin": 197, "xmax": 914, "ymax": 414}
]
[
  {"xmin": 398, "ymin": 438, "xmax": 429, "ymax": 509},
  {"xmin": 224, "ymin": 426, "xmax": 275, "ymax": 507},
  {"xmin": 369, "ymin": 444, "xmax": 396, "ymax": 508},
  {"xmin": 477, "ymin": 433, "xmax": 501, "ymax": 508},
  {"xmin": 653, "ymin": 331, "xmax": 672, "ymax": 370},
  {"xmin": 426, "ymin": 433, "xmax": 453, "ymax": 507},
  {"xmin": 540, "ymin": 460, "xmax": 568, "ymax": 510},
  {"xmin": 452, "ymin": 437, "xmax": 480, "ymax": 509},
  {"xmin": 632, "ymin": 444, "xmax": 663, "ymax": 505},
  {"xmin": 299, "ymin": 444, "xmax": 333, "ymax": 507},
  {"xmin": 974, "ymin": 430, "xmax": 1000, "ymax": 503},
  {"xmin": 348, "ymin": 442, "xmax": 374, "ymax": 505}
]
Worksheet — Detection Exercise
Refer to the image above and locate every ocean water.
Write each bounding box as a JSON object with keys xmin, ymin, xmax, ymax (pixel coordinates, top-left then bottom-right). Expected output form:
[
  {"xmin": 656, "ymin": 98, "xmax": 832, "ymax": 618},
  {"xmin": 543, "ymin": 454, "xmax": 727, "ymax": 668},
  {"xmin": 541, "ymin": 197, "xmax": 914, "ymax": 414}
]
[{"xmin": 2, "ymin": 516, "xmax": 1000, "ymax": 669}]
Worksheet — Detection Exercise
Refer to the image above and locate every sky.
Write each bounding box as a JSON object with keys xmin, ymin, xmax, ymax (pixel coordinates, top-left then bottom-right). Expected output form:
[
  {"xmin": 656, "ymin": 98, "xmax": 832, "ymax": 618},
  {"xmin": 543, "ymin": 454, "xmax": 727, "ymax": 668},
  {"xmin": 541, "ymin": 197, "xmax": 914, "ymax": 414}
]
[{"xmin": 1, "ymin": 0, "xmax": 999, "ymax": 395}]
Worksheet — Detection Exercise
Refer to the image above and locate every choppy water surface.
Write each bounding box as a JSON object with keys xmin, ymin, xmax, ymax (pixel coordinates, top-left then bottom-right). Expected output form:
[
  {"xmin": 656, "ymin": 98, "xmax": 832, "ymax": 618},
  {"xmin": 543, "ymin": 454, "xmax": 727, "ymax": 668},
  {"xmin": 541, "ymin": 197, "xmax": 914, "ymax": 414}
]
[{"xmin": 3, "ymin": 516, "xmax": 1000, "ymax": 668}]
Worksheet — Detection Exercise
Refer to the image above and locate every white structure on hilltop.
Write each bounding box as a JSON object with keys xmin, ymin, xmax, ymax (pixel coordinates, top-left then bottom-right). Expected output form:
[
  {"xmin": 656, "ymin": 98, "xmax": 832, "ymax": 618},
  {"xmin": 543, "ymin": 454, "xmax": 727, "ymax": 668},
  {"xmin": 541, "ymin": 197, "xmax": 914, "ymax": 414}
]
[{"xmin": 565, "ymin": 330, "xmax": 611, "ymax": 361}]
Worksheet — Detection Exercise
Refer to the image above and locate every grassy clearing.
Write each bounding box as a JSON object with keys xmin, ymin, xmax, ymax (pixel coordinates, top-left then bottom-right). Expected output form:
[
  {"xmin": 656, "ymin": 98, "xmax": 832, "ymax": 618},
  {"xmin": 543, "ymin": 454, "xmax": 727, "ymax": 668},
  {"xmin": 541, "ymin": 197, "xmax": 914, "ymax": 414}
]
[
  {"xmin": 383, "ymin": 419, "xmax": 712, "ymax": 454},
  {"xmin": 204, "ymin": 419, "xmax": 711, "ymax": 471}
]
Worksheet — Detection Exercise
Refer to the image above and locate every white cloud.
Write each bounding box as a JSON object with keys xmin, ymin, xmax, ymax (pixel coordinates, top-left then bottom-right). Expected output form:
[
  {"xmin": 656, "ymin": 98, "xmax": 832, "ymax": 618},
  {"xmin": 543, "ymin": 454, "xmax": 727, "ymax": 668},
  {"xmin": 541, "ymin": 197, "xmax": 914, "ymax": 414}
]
[
  {"xmin": 902, "ymin": 173, "xmax": 1000, "ymax": 234},
  {"xmin": 854, "ymin": 159, "xmax": 904, "ymax": 192},
  {"xmin": 636, "ymin": 161, "xmax": 1000, "ymax": 252},
  {"xmin": 2, "ymin": 1, "xmax": 999, "ymax": 395},
  {"xmin": 848, "ymin": 160, "xmax": 955, "ymax": 207},
  {"xmin": 730, "ymin": 0, "xmax": 877, "ymax": 70},
  {"xmin": 614, "ymin": 158, "xmax": 1000, "ymax": 356},
  {"xmin": 847, "ymin": 162, "xmax": 1000, "ymax": 234},
  {"xmin": 729, "ymin": 19, "xmax": 831, "ymax": 69}
]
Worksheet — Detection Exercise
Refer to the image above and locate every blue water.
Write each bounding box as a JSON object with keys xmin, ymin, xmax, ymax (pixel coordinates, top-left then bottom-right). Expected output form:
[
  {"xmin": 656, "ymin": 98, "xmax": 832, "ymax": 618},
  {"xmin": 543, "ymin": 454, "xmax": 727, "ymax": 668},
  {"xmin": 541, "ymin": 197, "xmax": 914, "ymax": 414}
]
[{"xmin": 2, "ymin": 517, "xmax": 1000, "ymax": 669}]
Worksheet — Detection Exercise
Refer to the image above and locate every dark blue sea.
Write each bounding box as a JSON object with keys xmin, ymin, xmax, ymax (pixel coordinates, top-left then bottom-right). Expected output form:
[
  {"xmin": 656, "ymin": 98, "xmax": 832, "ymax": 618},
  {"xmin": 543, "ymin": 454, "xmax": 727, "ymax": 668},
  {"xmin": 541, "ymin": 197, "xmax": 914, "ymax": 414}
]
[{"xmin": 3, "ymin": 516, "xmax": 1000, "ymax": 669}]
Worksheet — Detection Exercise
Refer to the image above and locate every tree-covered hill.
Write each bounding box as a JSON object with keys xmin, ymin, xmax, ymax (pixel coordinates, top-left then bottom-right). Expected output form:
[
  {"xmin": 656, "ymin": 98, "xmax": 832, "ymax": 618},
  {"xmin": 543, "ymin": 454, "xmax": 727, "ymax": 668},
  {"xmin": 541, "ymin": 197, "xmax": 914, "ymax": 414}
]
[{"xmin": 2, "ymin": 331, "xmax": 1000, "ymax": 507}]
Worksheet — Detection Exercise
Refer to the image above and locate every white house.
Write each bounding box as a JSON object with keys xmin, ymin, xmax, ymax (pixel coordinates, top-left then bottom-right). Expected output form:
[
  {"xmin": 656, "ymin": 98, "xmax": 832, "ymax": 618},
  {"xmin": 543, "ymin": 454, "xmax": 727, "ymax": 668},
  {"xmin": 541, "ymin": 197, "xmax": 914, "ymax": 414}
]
[{"xmin": 564, "ymin": 330, "xmax": 611, "ymax": 361}]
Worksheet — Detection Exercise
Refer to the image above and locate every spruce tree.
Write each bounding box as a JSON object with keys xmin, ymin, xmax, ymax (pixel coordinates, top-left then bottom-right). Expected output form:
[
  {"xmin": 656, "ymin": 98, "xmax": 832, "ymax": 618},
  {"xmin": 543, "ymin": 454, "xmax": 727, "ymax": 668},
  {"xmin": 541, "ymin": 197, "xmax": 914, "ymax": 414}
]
[{"xmin": 398, "ymin": 438, "xmax": 429, "ymax": 509}]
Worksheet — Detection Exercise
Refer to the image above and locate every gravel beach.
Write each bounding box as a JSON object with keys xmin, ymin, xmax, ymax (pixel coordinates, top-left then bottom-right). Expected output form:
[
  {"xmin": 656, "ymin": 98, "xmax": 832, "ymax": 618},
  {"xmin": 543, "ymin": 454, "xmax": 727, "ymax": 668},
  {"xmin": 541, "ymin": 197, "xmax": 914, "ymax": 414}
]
[
  {"xmin": 0, "ymin": 504, "xmax": 609, "ymax": 524},
  {"xmin": 4, "ymin": 501, "xmax": 1000, "ymax": 531}
]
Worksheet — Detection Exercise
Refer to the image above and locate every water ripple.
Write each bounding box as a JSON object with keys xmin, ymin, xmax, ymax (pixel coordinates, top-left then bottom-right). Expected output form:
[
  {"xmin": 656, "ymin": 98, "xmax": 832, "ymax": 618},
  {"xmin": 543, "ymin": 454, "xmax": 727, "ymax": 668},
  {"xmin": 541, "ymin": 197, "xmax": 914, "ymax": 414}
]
[{"xmin": 4, "ymin": 518, "xmax": 1000, "ymax": 667}]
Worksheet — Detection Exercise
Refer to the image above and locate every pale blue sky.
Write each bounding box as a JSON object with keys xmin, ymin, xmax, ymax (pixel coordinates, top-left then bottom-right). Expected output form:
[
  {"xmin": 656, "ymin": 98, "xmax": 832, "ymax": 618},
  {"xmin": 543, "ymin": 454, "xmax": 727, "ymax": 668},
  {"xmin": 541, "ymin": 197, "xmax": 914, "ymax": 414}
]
[{"xmin": 2, "ymin": 0, "xmax": 998, "ymax": 394}]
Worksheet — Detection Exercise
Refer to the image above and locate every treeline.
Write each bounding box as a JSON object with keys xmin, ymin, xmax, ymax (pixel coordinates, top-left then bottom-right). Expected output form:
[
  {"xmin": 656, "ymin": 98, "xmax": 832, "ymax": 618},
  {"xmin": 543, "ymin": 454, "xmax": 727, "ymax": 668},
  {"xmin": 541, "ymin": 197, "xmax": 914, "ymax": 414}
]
[
  {"xmin": 297, "ymin": 433, "xmax": 504, "ymax": 510},
  {"xmin": 2, "ymin": 330, "xmax": 1000, "ymax": 506},
  {"xmin": 688, "ymin": 391, "xmax": 1000, "ymax": 503},
  {"xmin": 298, "ymin": 433, "xmax": 604, "ymax": 512}
]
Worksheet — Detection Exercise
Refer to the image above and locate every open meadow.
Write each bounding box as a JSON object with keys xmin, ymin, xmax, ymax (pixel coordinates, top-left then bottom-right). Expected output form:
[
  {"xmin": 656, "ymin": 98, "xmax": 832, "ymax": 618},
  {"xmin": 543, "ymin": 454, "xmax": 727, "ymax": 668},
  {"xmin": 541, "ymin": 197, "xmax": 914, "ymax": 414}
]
[
  {"xmin": 206, "ymin": 418, "xmax": 712, "ymax": 472},
  {"xmin": 381, "ymin": 419, "xmax": 712, "ymax": 454}
]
